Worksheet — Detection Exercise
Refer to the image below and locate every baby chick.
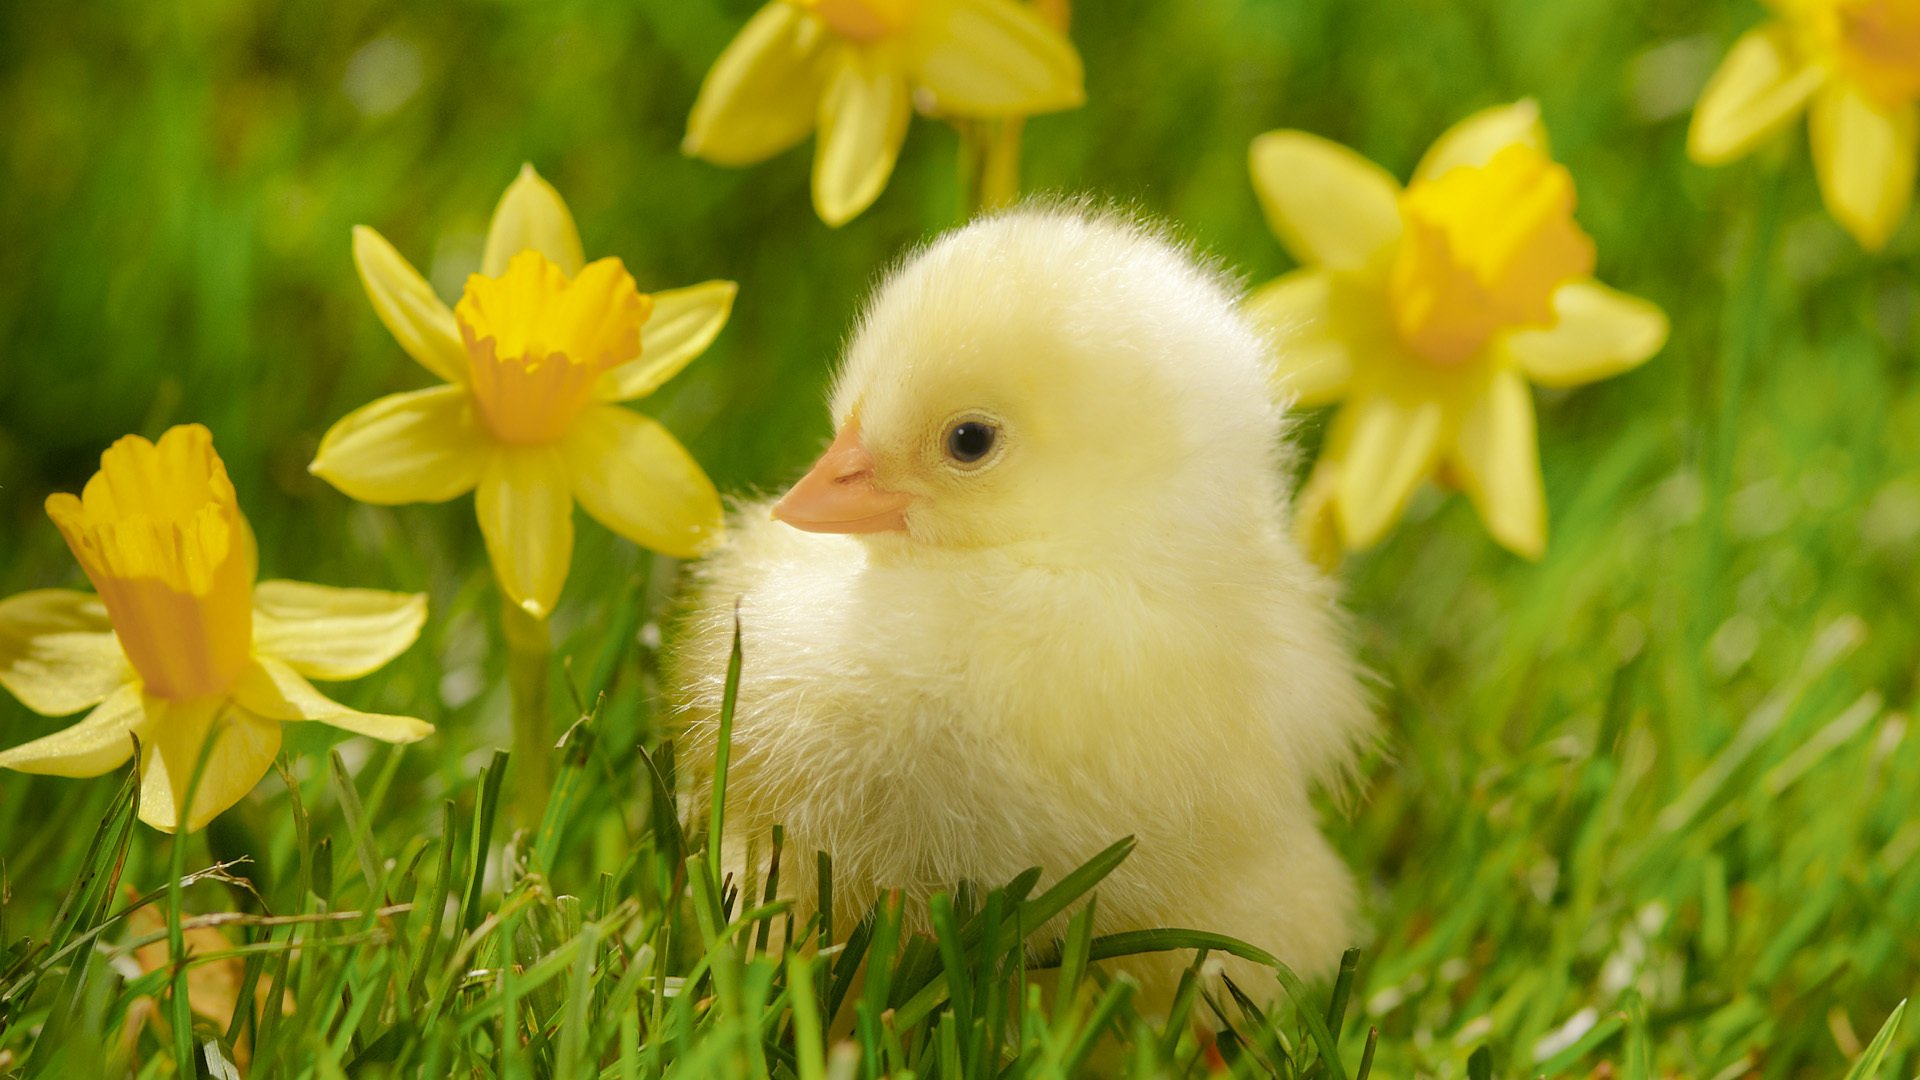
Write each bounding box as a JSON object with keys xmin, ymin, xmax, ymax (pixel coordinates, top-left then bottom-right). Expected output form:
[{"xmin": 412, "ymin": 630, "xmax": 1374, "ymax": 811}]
[{"xmin": 669, "ymin": 205, "xmax": 1373, "ymax": 1008}]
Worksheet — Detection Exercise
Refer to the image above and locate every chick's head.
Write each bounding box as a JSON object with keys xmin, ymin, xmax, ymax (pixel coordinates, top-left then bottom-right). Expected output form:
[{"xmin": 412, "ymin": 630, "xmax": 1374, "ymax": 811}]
[{"xmin": 775, "ymin": 206, "xmax": 1287, "ymax": 559}]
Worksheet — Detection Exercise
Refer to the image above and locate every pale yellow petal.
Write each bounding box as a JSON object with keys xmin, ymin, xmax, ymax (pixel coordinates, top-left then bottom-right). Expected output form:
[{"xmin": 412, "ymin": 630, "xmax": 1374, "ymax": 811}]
[
  {"xmin": 1242, "ymin": 271, "xmax": 1354, "ymax": 407},
  {"xmin": 1686, "ymin": 25, "xmax": 1824, "ymax": 166},
  {"xmin": 813, "ymin": 48, "xmax": 913, "ymax": 227},
  {"xmin": 1415, "ymin": 98, "xmax": 1549, "ymax": 182},
  {"xmin": 1449, "ymin": 369, "xmax": 1546, "ymax": 559},
  {"xmin": 475, "ymin": 445, "xmax": 575, "ymax": 619},
  {"xmin": 231, "ymin": 657, "xmax": 432, "ymax": 743},
  {"xmin": 597, "ymin": 280, "xmax": 738, "ymax": 402},
  {"xmin": 1331, "ymin": 394, "xmax": 1444, "ymax": 549},
  {"xmin": 0, "ymin": 683, "xmax": 146, "ymax": 778},
  {"xmin": 685, "ymin": 2, "xmax": 834, "ymax": 166},
  {"xmin": 139, "ymin": 699, "xmax": 282, "ymax": 834},
  {"xmin": 1503, "ymin": 280, "xmax": 1668, "ymax": 388},
  {"xmin": 1809, "ymin": 83, "xmax": 1918, "ymax": 252},
  {"xmin": 482, "ymin": 164, "xmax": 586, "ymax": 278},
  {"xmin": 562, "ymin": 405, "xmax": 724, "ymax": 561},
  {"xmin": 912, "ymin": 0, "xmax": 1084, "ymax": 116},
  {"xmin": 251, "ymin": 581, "xmax": 427, "ymax": 681},
  {"xmin": 1248, "ymin": 131, "xmax": 1403, "ymax": 276},
  {"xmin": 352, "ymin": 226, "xmax": 467, "ymax": 384},
  {"xmin": 310, "ymin": 385, "xmax": 490, "ymax": 505},
  {"xmin": 0, "ymin": 589, "xmax": 130, "ymax": 716}
]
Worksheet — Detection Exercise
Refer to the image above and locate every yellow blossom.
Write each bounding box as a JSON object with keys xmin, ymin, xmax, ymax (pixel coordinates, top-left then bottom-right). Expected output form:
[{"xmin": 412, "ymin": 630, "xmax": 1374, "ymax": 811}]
[
  {"xmin": 0, "ymin": 425, "xmax": 430, "ymax": 833},
  {"xmin": 1689, "ymin": 0, "xmax": 1920, "ymax": 250},
  {"xmin": 1245, "ymin": 100, "xmax": 1669, "ymax": 561},
  {"xmin": 683, "ymin": 0, "xmax": 1084, "ymax": 225},
  {"xmin": 310, "ymin": 165, "xmax": 730, "ymax": 618}
]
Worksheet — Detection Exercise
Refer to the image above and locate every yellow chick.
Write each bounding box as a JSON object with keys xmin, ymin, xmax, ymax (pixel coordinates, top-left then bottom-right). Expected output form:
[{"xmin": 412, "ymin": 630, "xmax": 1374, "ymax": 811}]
[{"xmin": 669, "ymin": 206, "xmax": 1374, "ymax": 1008}]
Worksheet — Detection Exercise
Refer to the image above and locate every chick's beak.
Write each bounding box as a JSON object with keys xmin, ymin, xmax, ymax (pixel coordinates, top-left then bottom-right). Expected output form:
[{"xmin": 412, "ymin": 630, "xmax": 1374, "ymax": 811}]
[{"xmin": 772, "ymin": 421, "xmax": 912, "ymax": 534}]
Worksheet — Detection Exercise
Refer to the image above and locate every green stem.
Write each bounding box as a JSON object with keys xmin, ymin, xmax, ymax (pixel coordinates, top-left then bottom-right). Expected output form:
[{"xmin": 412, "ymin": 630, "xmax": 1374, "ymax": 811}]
[
  {"xmin": 956, "ymin": 119, "xmax": 1023, "ymax": 219},
  {"xmin": 1711, "ymin": 165, "xmax": 1785, "ymax": 506},
  {"xmin": 956, "ymin": 120, "xmax": 988, "ymax": 218},
  {"xmin": 1685, "ymin": 160, "xmax": 1784, "ymax": 759},
  {"xmin": 502, "ymin": 596, "xmax": 552, "ymax": 830}
]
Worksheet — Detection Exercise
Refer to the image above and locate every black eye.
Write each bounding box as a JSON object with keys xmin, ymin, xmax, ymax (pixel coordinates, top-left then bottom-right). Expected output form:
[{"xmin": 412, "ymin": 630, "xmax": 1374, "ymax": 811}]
[{"xmin": 945, "ymin": 420, "xmax": 997, "ymax": 464}]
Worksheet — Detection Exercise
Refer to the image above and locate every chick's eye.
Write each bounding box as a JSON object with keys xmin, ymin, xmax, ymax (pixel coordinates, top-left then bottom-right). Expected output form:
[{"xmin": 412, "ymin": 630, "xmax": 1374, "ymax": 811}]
[{"xmin": 945, "ymin": 420, "xmax": 997, "ymax": 464}]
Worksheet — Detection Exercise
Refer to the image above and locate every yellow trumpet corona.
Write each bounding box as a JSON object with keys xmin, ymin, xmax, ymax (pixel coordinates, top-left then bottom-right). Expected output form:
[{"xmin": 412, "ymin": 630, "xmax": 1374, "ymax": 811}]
[
  {"xmin": 1245, "ymin": 101, "xmax": 1669, "ymax": 563},
  {"xmin": 0, "ymin": 425, "xmax": 431, "ymax": 832},
  {"xmin": 1690, "ymin": 0, "xmax": 1920, "ymax": 250},
  {"xmin": 311, "ymin": 166, "xmax": 731, "ymax": 618}
]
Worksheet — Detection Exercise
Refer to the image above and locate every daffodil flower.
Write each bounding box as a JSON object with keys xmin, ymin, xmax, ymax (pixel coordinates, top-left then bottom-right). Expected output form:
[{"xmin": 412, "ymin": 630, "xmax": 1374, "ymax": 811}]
[
  {"xmin": 1246, "ymin": 101, "xmax": 1669, "ymax": 561},
  {"xmin": 684, "ymin": 0, "xmax": 1084, "ymax": 225},
  {"xmin": 1689, "ymin": 0, "xmax": 1919, "ymax": 250},
  {"xmin": 310, "ymin": 166, "xmax": 730, "ymax": 618},
  {"xmin": 0, "ymin": 425, "xmax": 430, "ymax": 833}
]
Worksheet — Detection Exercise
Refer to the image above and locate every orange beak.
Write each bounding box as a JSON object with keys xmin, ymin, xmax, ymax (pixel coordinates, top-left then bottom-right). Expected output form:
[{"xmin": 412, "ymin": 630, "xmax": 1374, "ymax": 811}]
[{"xmin": 772, "ymin": 421, "xmax": 911, "ymax": 534}]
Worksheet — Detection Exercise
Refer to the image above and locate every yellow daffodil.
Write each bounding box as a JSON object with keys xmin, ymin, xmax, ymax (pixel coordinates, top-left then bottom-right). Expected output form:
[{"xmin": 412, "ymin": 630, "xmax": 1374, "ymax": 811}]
[
  {"xmin": 1689, "ymin": 0, "xmax": 1920, "ymax": 250},
  {"xmin": 0, "ymin": 425, "xmax": 430, "ymax": 833},
  {"xmin": 1246, "ymin": 100, "xmax": 1669, "ymax": 562},
  {"xmin": 310, "ymin": 165, "xmax": 730, "ymax": 618},
  {"xmin": 684, "ymin": 0, "xmax": 1084, "ymax": 225}
]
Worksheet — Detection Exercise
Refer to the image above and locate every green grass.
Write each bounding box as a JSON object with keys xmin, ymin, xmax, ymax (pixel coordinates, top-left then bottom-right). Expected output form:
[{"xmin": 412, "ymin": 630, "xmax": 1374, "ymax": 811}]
[{"xmin": 2, "ymin": 0, "xmax": 1918, "ymax": 1076}]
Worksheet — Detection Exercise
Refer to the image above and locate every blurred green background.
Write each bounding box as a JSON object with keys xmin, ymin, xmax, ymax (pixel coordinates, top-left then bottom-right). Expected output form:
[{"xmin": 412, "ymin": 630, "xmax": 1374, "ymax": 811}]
[{"xmin": 2, "ymin": 0, "xmax": 1917, "ymax": 1074}]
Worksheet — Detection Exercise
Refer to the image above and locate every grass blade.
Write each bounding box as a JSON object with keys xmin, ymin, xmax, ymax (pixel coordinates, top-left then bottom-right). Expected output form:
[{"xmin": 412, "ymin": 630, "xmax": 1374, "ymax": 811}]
[
  {"xmin": 1841, "ymin": 999, "xmax": 1906, "ymax": 1080},
  {"xmin": 533, "ymin": 709, "xmax": 598, "ymax": 875},
  {"xmin": 459, "ymin": 750, "xmax": 510, "ymax": 934},
  {"xmin": 707, "ymin": 609, "xmax": 744, "ymax": 895}
]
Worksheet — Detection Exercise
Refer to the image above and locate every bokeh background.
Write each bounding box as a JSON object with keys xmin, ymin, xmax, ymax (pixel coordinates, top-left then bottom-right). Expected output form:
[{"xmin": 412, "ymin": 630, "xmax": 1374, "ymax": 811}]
[{"xmin": 2, "ymin": 0, "xmax": 1917, "ymax": 1075}]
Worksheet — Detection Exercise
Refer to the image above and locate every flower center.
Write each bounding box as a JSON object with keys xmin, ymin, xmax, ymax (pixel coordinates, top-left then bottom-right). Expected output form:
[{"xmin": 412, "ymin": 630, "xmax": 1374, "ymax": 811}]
[
  {"xmin": 44, "ymin": 425, "xmax": 254, "ymax": 700},
  {"xmin": 1820, "ymin": 0, "xmax": 1920, "ymax": 104},
  {"xmin": 789, "ymin": 0, "xmax": 917, "ymax": 42},
  {"xmin": 1386, "ymin": 144, "xmax": 1596, "ymax": 366},
  {"xmin": 455, "ymin": 250, "xmax": 653, "ymax": 445}
]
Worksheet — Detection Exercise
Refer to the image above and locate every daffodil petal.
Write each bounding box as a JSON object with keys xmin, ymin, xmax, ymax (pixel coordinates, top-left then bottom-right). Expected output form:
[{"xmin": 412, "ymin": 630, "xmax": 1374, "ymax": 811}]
[
  {"xmin": 352, "ymin": 226, "xmax": 468, "ymax": 385},
  {"xmin": 0, "ymin": 682, "xmax": 146, "ymax": 777},
  {"xmin": 475, "ymin": 446, "xmax": 574, "ymax": 619},
  {"xmin": 251, "ymin": 580, "xmax": 427, "ymax": 681},
  {"xmin": 1331, "ymin": 394, "xmax": 1444, "ymax": 550},
  {"xmin": 231, "ymin": 657, "xmax": 432, "ymax": 743},
  {"xmin": 1243, "ymin": 271, "xmax": 1354, "ymax": 408},
  {"xmin": 1504, "ymin": 280, "xmax": 1668, "ymax": 388},
  {"xmin": 913, "ymin": 0, "xmax": 1084, "ymax": 116},
  {"xmin": 562, "ymin": 405, "xmax": 724, "ymax": 561},
  {"xmin": 684, "ymin": 1, "xmax": 834, "ymax": 166},
  {"xmin": 1415, "ymin": 98, "xmax": 1549, "ymax": 182},
  {"xmin": 482, "ymin": 164, "xmax": 586, "ymax": 278},
  {"xmin": 311, "ymin": 385, "xmax": 490, "ymax": 505},
  {"xmin": 813, "ymin": 48, "xmax": 912, "ymax": 227},
  {"xmin": 1248, "ymin": 131, "xmax": 1403, "ymax": 276},
  {"xmin": 1450, "ymin": 370, "xmax": 1546, "ymax": 559},
  {"xmin": 0, "ymin": 589, "xmax": 130, "ymax": 716},
  {"xmin": 597, "ymin": 280, "xmax": 738, "ymax": 402},
  {"xmin": 139, "ymin": 699, "xmax": 281, "ymax": 833},
  {"xmin": 1686, "ymin": 25, "xmax": 1823, "ymax": 166},
  {"xmin": 1809, "ymin": 82, "xmax": 1918, "ymax": 252}
]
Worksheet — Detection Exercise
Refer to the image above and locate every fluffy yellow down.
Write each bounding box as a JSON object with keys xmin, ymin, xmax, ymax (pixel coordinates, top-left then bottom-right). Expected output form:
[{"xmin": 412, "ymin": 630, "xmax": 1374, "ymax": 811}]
[{"xmin": 670, "ymin": 206, "xmax": 1374, "ymax": 1010}]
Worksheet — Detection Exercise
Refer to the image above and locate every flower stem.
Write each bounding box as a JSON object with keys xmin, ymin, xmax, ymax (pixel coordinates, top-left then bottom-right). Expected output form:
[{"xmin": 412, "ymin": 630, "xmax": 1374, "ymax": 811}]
[
  {"xmin": 955, "ymin": 0, "xmax": 1068, "ymax": 217},
  {"xmin": 501, "ymin": 597, "xmax": 552, "ymax": 830},
  {"xmin": 957, "ymin": 119, "xmax": 1023, "ymax": 219},
  {"xmin": 1710, "ymin": 165, "xmax": 1784, "ymax": 510},
  {"xmin": 1684, "ymin": 159, "xmax": 1784, "ymax": 756}
]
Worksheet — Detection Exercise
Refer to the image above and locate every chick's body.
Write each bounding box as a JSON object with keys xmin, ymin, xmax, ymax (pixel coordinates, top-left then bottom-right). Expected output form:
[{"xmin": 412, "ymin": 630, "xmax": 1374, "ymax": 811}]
[{"xmin": 672, "ymin": 207, "xmax": 1372, "ymax": 1006}]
